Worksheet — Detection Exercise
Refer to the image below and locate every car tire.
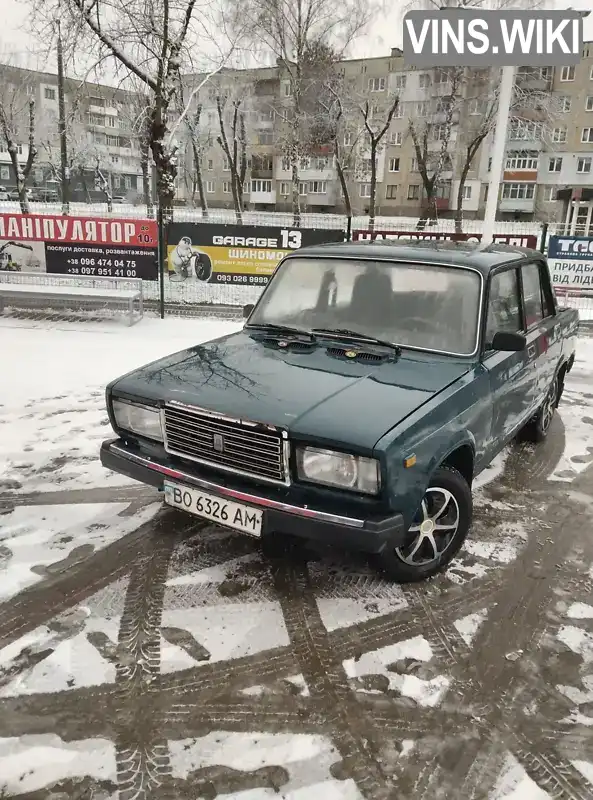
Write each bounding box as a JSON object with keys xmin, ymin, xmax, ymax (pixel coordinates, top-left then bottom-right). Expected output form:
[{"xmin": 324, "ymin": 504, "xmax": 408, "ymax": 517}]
[
  {"xmin": 194, "ymin": 254, "xmax": 213, "ymax": 282},
  {"xmin": 373, "ymin": 466, "xmax": 472, "ymax": 583},
  {"xmin": 518, "ymin": 373, "xmax": 559, "ymax": 444}
]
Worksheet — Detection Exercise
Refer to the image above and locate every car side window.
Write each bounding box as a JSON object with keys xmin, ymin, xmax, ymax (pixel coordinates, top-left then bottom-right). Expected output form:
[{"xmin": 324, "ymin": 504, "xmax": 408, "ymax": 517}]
[
  {"xmin": 521, "ymin": 263, "xmax": 545, "ymax": 328},
  {"xmin": 486, "ymin": 269, "xmax": 521, "ymax": 344}
]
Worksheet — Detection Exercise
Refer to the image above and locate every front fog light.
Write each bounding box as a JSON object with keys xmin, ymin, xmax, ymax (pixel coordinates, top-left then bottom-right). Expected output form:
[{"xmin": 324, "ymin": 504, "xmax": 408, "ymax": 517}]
[
  {"xmin": 296, "ymin": 446, "xmax": 380, "ymax": 495},
  {"xmin": 112, "ymin": 399, "xmax": 163, "ymax": 441}
]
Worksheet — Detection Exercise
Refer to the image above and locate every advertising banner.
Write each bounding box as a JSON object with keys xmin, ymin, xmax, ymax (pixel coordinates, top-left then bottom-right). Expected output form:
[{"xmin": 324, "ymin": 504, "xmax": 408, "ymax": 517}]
[
  {"xmin": 548, "ymin": 235, "xmax": 593, "ymax": 291},
  {"xmin": 167, "ymin": 222, "xmax": 346, "ymax": 286},
  {"xmin": 353, "ymin": 230, "xmax": 539, "ymax": 249},
  {"xmin": 0, "ymin": 213, "xmax": 158, "ymax": 280}
]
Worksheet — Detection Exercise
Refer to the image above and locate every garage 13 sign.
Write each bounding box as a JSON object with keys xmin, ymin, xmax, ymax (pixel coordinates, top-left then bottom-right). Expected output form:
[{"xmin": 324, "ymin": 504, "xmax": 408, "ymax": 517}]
[
  {"xmin": 166, "ymin": 222, "xmax": 345, "ymax": 286},
  {"xmin": 548, "ymin": 235, "xmax": 593, "ymax": 290}
]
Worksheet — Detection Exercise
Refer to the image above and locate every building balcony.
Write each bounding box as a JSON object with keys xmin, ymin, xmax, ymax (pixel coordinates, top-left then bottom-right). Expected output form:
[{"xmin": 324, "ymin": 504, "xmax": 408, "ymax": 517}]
[
  {"xmin": 506, "ymin": 136, "xmax": 544, "ymax": 150},
  {"xmin": 499, "ymin": 197, "xmax": 535, "ymax": 213},
  {"xmin": 303, "ymin": 187, "xmax": 337, "ymax": 205},
  {"xmin": 422, "ymin": 196, "xmax": 449, "ymax": 211},
  {"xmin": 515, "ymin": 73, "xmax": 552, "ymax": 92},
  {"xmin": 251, "ymin": 168, "xmax": 274, "ymax": 179},
  {"xmin": 249, "ymin": 190, "xmax": 276, "ymax": 204},
  {"xmin": 503, "ymin": 169, "xmax": 538, "ymax": 183}
]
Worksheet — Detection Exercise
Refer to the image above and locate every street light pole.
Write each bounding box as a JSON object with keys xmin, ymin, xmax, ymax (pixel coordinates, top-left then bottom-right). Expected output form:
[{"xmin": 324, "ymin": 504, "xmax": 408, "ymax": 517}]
[{"xmin": 482, "ymin": 65, "xmax": 516, "ymax": 246}]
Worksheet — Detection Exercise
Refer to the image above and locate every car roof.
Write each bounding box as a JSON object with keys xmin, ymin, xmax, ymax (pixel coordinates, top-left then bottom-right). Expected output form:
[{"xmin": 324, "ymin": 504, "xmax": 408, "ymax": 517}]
[{"xmin": 285, "ymin": 239, "xmax": 542, "ymax": 277}]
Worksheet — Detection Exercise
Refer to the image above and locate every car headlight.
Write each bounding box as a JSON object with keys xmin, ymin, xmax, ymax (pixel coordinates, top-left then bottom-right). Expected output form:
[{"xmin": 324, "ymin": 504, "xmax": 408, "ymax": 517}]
[
  {"xmin": 296, "ymin": 446, "xmax": 380, "ymax": 495},
  {"xmin": 112, "ymin": 399, "xmax": 163, "ymax": 442}
]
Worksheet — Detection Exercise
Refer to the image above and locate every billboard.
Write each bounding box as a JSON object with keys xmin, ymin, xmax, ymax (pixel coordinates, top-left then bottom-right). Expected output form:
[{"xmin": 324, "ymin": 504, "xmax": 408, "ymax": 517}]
[
  {"xmin": 166, "ymin": 222, "xmax": 346, "ymax": 286},
  {"xmin": 353, "ymin": 230, "xmax": 539, "ymax": 249},
  {"xmin": 0, "ymin": 213, "xmax": 158, "ymax": 280},
  {"xmin": 548, "ymin": 235, "xmax": 593, "ymax": 291}
]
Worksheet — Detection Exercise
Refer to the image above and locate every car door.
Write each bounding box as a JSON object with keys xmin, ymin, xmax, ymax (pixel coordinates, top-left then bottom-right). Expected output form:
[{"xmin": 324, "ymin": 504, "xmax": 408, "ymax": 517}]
[
  {"xmin": 519, "ymin": 261, "xmax": 560, "ymax": 410},
  {"xmin": 483, "ymin": 266, "xmax": 536, "ymax": 450}
]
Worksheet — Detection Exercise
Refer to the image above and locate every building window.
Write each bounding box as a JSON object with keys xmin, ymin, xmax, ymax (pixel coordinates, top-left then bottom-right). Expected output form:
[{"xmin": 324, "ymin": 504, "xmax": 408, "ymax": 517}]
[
  {"xmin": 282, "ymin": 80, "xmax": 291, "ymax": 97},
  {"xmin": 462, "ymin": 185, "xmax": 472, "ymax": 200},
  {"xmin": 548, "ymin": 157, "xmax": 562, "ymax": 172},
  {"xmin": 113, "ymin": 175, "xmax": 121, "ymax": 189},
  {"xmin": 308, "ymin": 181, "xmax": 326, "ymax": 193},
  {"xmin": 586, "ymin": 96, "xmax": 593, "ymax": 111},
  {"xmin": 88, "ymin": 114, "xmax": 104, "ymax": 126},
  {"xmin": 558, "ymin": 95, "xmax": 571, "ymax": 112},
  {"xmin": 111, "ymin": 155, "xmax": 119, "ymax": 164},
  {"xmin": 44, "ymin": 87, "xmax": 56, "ymax": 100},
  {"xmin": 222, "ymin": 181, "xmax": 232, "ymax": 193},
  {"xmin": 389, "ymin": 131, "xmax": 402, "ymax": 145},
  {"xmin": 488, "ymin": 157, "xmax": 492, "ymax": 171},
  {"xmin": 222, "ymin": 156, "xmax": 230, "ymax": 171},
  {"xmin": 279, "ymin": 181, "xmax": 290, "ymax": 195},
  {"xmin": 124, "ymin": 176, "xmax": 132, "ymax": 190},
  {"xmin": 388, "ymin": 157, "xmax": 400, "ymax": 172},
  {"xmin": 343, "ymin": 131, "xmax": 353, "ymax": 146},
  {"xmin": 315, "ymin": 156, "xmax": 328, "ymax": 170},
  {"xmin": 300, "ymin": 156, "xmax": 311, "ymax": 170},
  {"xmin": 468, "ymin": 99, "xmax": 483, "ymax": 115},
  {"xmin": 590, "ymin": 66, "xmax": 593, "ymax": 80},
  {"xmin": 416, "ymin": 101, "xmax": 430, "ymax": 116},
  {"xmin": 206, "ymin": 180, "xmax": 215, "ymax": 193},
  {"xmin": 298, "ymin": 182, "xmax": 308, "ymax": 196},
  {"xmin": 505, "ymin": 151, "xmax": 538, "ymax": 170},
  {"xmin": 359, "ymin": 183, "xmax": 371, "ymax": 198},
  {"xmin": 419, "ymin": 73, "xmax": 431, "ymax": 89},
  {"xmin": 509, "ymin": 120, "xmax": 541, "ymax": 140},
  {"xmin": 0, "ymin": 166, "xmax": 9, "ymax": 180},
  {"xmin": 386, "ymin": 184, "xmax": 397, "ymax": 199},
  {"xmin": 280, "ymin": 156, "xmax": 290, "ymax": 171},
  {"xmin": 411, "ymin": 158, "xmax": 419, "ymax": 171},
  {"xmin": 369, "ymin": 77, "xmax": 386, "ymax": 91},
  {"xmin": 257, "ymin": 131, "xmax": 273, "ymax": 145},
  {"xmin": 502, "ymin": 183, "xmax": 535, "ymax": 200},
  {"xmin": 433, "ymin": 124, "xmax": 448, "ymax": 141},
  {"xmin": 251, "ymin": 179, "xmax": 272, "ymax": 193},
  {"xmin": 577, "ymin": 157, "xmax": 592, "ymax": 174},
  {"xmin": 393, "ymin": 74, "xmax": 406, "ymax": 89},
  {"xmin": 407, "ymin": 184, "xmax": 420, "ymax": 200},
  {"xmin": 582, "ymin": 128, "xmax": 593, "ymax": 143},
  {"xmin": 207, "ymin": 159, "xmax": 213, "ymax": 170},
  {"xmin": 545, "ymin": 187, "xmax": 556, "ymax": 202},
  {"xmin": 560, "ymin": 65, "xmax": 575, "ymax": 81},
  {"xmin": 434, "ymin": 68, "xmax": 450, "ymax": 84},
  {"xmin": 552, "ymin": 127, "xmax": 567, "ymax": 143},
  {"xmin": 106, "ymin": 135, "xmax": 119, "ymax": 147},
  {"xmin": 393, "ymin": 103, "xmax": 404, "ymax": 118},
  {"xmin": 34, "ymin": 168, "xmax": 44, "ymax": 182},
  {"xmin": 106, "ymin": 116, "xmax": 116, "ymax": 128}
]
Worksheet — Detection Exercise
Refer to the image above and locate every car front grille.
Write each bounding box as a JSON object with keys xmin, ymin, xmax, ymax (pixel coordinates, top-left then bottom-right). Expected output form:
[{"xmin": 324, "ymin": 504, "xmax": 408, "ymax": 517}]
[{"xmin": 163, "ymin": 403, "xmax": 287, "ymax": 484}]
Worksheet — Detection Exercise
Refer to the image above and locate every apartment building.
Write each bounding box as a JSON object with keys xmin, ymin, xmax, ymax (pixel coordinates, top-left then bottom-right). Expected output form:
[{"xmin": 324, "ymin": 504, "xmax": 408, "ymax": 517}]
[
  {"xmin": 178, "ymin": 43, "xmax": 593, "ymax": 224},
  {"xmin": 0, "ymin": 64, "xmax": 144, "ymax": 202}
]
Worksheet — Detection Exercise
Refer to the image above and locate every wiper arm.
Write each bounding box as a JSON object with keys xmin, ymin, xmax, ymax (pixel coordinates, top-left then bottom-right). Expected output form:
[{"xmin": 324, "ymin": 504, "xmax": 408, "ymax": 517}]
[
  {"xmin": 245, "ymin": 322, "xmax": 316, "ymax": 340},
  {"xmin": 312, "ymin": 327, "xmax": 401, "ymax": 354}
]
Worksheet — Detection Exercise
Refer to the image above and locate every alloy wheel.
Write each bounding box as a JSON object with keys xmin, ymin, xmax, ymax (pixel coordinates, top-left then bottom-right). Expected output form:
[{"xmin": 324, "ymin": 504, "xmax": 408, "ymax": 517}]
[{"xmin": 396, "ymin": 487, "xmax": 460, "ymax": 566}]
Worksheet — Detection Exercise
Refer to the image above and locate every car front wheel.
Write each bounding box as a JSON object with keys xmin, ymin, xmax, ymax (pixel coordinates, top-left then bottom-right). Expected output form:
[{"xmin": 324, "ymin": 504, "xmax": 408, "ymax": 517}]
[{"xmin": 374, "ymin": 466, "xmax": 472, "ymax": 583}]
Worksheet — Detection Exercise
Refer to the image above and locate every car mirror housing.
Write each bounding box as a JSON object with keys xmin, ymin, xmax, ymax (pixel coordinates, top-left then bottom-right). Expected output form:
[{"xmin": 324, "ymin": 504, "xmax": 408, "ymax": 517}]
[
  {"xmin": 243, "ymin": 304, "xmax": 255, "ymax": 319},
  {"xmin": 490, "ymin": 331, "xmax": 527, "ymax": 352}
]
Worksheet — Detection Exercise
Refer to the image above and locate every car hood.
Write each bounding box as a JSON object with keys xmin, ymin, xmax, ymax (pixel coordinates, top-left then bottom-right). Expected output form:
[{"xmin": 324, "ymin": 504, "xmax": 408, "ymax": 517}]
[{"xmin": 110, "ymin": 331, "xmax": 471, "ymax": 450}]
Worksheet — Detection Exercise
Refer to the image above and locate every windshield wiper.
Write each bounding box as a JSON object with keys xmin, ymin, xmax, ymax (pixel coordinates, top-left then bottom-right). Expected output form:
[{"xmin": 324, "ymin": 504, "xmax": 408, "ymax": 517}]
[
  {"xmin": 245, "ymin": 322, "xmax": 316, "ymax": 340},
  {"xmin": 312, "ymin": 327, "xmax": 401, "ymax": 354}
]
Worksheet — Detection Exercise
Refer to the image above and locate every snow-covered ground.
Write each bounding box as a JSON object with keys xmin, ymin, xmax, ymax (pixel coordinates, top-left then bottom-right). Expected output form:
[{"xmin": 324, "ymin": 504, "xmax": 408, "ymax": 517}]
[{"xmin": 1, "ymin": 316, "xmax": 593, "ymax": 799}]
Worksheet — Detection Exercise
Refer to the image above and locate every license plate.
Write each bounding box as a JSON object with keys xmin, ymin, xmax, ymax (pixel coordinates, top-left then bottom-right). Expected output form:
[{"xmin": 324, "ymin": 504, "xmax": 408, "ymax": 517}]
[{"xmin": 163, "ymin": 481, "xmax": 263, "ymax": 537}]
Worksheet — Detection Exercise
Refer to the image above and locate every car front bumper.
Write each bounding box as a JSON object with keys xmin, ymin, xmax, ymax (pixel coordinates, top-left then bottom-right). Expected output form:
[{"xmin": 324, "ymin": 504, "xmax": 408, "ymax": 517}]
[{"xmin": 100, "ymin": 439, "xmax": 407, "ymax": 555}]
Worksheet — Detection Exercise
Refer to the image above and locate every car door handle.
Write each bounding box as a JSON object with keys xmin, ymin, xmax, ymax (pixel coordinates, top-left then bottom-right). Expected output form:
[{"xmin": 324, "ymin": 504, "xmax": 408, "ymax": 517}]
[{"xmin": 527, "ymin": 344, "xmax": 536, "ymax": 358}]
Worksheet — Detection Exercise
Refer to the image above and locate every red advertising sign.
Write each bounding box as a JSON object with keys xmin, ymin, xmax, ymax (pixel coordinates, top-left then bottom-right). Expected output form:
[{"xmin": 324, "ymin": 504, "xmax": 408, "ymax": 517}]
[
  {"xmin": 353, "ymin": 230, "xmax": 539, "ymax": 249},
  {"xmin": 0, "ymin": 213, "xmax": 158, "ymax": 280}
]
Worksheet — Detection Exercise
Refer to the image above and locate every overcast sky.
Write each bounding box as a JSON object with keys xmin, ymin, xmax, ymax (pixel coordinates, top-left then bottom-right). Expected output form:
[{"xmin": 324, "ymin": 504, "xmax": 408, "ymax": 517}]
[{"xmin": 2, "ymin": 0, "xmax": 593, "ymax": 78}]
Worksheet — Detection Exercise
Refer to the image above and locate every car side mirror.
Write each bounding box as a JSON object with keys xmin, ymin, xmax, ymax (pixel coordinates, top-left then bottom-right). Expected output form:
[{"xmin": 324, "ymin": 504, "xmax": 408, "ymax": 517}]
[
  {"xmin": 490, "ymin": 331, "xmax": 527, "ymax": 352},
  {"xmin": 243, "ymin": 304, "xmax": 254, "ymax": 319}
]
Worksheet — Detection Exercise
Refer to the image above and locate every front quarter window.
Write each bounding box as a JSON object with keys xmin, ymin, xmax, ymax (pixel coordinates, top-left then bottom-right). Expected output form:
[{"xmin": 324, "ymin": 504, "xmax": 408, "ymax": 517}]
[
  {"xmin": 486, "ymin": 268, "xmax": 521, "ymax": 345},
  {"xmin": 249, "ymin": 257, "xmax": 482, "ymax": 356}
]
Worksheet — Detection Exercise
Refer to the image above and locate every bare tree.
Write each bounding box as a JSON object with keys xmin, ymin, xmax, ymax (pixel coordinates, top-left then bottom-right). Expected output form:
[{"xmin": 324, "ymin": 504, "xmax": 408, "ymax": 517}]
[
  {"xmin": 215, "ymin": 88, "xmax": 248, "ymax": 223},
  {"xmin": 0, "ymin": 76, "xmax": 38, "ymax": 214},
  {"xmin": 408, "ymin": 68, "xmax": 463, "ymax": 229},
  {"xmin": 317, "ymin": 90, "xmax": 361, "ymax": 224},
  {"xmin": 31, "ymin": 0, "xmax": 240, "ymax": 219},
  {"xmin": 94, "ymin": 155, "xmax": 113, "ymax": 211},
  {"xmin": 357, "ymin": 94, "xmax": 400, "ymax": 233},
  {"xmin": 229, "ymin": 0, "xmax": 375, "ymax": 226},
  {"xmin": 176, "ymin": 78, "xmax": 211, "ymax": 216}
]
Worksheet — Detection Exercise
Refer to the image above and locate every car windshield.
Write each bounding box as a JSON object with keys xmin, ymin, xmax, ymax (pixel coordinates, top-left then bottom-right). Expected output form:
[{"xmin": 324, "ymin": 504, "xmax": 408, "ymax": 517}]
[{"xmin": 248, "ymin": 257, "xmax": 482, "ymax": 356}]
